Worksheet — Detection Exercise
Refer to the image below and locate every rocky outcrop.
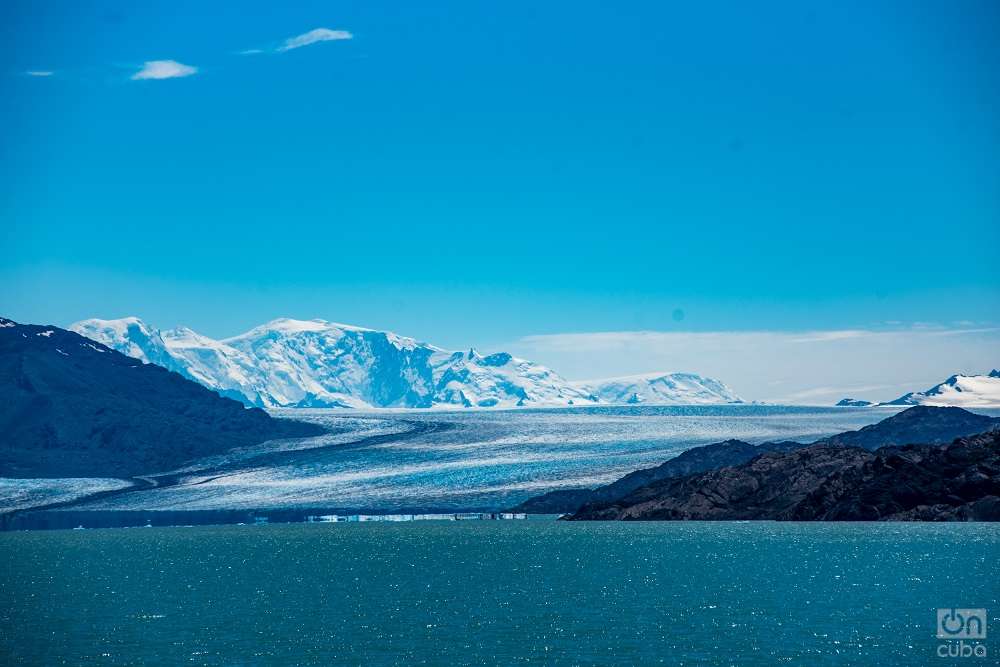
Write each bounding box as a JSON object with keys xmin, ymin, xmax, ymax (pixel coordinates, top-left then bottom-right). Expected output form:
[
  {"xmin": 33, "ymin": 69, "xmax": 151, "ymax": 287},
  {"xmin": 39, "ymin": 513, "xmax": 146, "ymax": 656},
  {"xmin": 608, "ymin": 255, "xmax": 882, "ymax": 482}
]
[
  {"xmin": 567, "ymin": 430, "xmax": 1000, "ymax": 521},
  {"xmin": 835, "ymin": 398, "xmax": 873, "ymax": 407},
  {"xmin": 790, "ymin": 431, "xmax": 1000, "ymax": 520},
  {"xmin": 514, "ymin": 406, "xmax": 1000, "ymax": 514},
  {"xmin": 814, "ymin": 405, "xmax": 998, "ymax": 450},
  {"xmin": 0, "ymin": 319, "xmax": 325, "ymax": 478},
  {"xmin": 512, "ymin": 439, "xmax": 801, "ymax": 513}
]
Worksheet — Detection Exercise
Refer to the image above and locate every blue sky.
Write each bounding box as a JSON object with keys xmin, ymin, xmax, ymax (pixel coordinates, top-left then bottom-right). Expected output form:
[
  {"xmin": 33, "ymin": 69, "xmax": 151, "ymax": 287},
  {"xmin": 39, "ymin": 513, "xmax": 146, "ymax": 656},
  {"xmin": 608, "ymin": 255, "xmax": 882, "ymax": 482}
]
[{"xmin": 2, "ymin": 1, "xmax": 998, "ymax": 399}]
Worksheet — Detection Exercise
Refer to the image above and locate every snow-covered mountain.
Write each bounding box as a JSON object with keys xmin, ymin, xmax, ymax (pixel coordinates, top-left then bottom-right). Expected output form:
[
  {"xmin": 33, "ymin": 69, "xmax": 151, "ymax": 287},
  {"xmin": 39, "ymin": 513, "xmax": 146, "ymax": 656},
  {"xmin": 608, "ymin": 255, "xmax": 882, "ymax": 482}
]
[
  {"xmin": 574, "ymin": 372, "xmax": 743, "ymax": 405},
  {"xmin": 880, "ymin": 370, "xmax": 1000, "ymax": 408},
  {"xmin": 72, "ymin": 317, "xmax": 178, "ymax": 370},
  {"xmin": 71, "ymin": 317, "xmax": 743, "ymax": 410},
  {"xmin": 72, "ymin": 317, "xmax": 598, "ymax": 409}
]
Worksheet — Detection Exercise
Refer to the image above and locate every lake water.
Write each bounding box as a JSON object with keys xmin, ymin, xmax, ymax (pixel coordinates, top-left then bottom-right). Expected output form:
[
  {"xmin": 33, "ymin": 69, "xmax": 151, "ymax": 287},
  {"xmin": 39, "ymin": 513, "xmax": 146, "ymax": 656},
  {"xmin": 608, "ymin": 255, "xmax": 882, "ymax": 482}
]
[{"xmin": 2, "ymin": 521, "xmax": 997, "ymax": 665}]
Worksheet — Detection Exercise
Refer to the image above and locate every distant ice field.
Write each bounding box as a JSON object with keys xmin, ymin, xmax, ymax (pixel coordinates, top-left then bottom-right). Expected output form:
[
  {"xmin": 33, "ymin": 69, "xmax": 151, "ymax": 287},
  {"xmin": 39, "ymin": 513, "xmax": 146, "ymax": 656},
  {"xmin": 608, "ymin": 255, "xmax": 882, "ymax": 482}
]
[
  {"xmin": 0, "ymin": 478, "xmax": 132, "ymax": 514},
  {"xmin": 50, "ymin": 405, "xmax": 924, "ymax": 513}
]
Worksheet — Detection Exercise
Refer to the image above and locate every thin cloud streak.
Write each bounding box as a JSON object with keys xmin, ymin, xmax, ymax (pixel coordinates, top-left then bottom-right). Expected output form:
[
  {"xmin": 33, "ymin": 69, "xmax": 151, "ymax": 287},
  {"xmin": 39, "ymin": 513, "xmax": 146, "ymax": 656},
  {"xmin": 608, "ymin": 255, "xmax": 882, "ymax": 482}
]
[
  {"xmin": 780, "ymin": 383, "xmax": 916, "ymax": 401},
  {"xmin": 238, "ymin": 28, "xmax": 353, "ymax": 57},
  {"xmin": 277, "ymin": 28, "xmax": 353, "ymax": 52}
]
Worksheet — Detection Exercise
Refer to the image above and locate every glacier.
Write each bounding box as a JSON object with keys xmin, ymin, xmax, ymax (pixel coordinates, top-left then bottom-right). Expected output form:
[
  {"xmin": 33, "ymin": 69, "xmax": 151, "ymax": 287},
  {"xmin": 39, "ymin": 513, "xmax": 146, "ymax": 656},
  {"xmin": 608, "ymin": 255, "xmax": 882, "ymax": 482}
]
[
  {"xmin": 0, "ymin": 477, "xmax": 133, "ymax": 514},
  {"xmin": 72, "ymin": 317, "xmax": 741, "ymax": 409},
  {"xmin": 29, "ymin": 405, "xmax": 897, "ymax": 513}
]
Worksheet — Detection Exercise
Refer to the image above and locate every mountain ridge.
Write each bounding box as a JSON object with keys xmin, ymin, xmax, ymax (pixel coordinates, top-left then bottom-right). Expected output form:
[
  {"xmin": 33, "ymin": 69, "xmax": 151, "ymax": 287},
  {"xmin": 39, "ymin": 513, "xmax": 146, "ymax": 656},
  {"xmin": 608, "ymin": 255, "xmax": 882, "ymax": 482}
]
[
  {"xmin": 72, "ymin": 317, "xmax": 743, "ymax": 410},
  {"xmin": 835, "ymin": 370, "xmax": 1000, "ymax": 408},
  {"xmin": 513, "ymin": 406, "xmax": 1000, "ymax": 514},
  {"xmin": 0, "ymin": 318, "xmax": 324, "ymax": 478},
  {"xmin": 574, "ymin": 372, "xmax": 742, "ymax": 405},
  {"xmin": 566, "ymin": 429, "xmax": 1000, "ymax": 521},
  {"xmin": 881, "ymin": 370, "xmax": 1000, "ymax": 407}
]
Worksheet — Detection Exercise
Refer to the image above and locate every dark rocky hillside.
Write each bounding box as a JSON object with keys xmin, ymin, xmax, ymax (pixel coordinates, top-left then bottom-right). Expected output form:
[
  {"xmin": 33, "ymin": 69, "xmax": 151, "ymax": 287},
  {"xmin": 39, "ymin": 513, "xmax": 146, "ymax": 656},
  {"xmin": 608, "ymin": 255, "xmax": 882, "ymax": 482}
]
[
  {"xmin": 568, "ymin": 430, "xmax": 1000, "ymax": 521},
  {"xmin": 0, "ymin": 318, "xmax": 325, "ymax": 477},
  {"xmin": 513, "ymin": 439, "xmax": 802, "ymax": 513},
  {"xmin": 813, "ymin": 405, "xmax": 998, "ymax": 450},
  {"xmin": 514, "ymin": 406, "xmax": 1000, "ymax": 514}
]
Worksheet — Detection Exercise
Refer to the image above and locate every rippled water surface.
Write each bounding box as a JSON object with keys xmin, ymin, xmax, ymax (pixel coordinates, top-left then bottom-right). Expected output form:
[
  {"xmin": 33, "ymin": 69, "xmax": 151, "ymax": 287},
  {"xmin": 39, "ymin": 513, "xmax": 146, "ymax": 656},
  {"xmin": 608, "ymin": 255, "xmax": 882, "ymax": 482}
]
[{"xmin": 2, "ymin": 521, "xmax": 998, "ymax": 665}]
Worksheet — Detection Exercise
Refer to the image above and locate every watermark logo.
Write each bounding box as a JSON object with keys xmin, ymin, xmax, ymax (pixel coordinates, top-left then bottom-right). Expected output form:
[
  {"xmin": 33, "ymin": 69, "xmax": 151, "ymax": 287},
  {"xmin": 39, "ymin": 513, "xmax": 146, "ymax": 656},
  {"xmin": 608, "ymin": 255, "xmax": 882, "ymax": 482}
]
[
  {"xmin": 937, "ymin": 609, "xmax": 987, "ymax": 659},
  {"xmin": 938, "ymin": 609, "xmax": 987, "ymax": 640}
]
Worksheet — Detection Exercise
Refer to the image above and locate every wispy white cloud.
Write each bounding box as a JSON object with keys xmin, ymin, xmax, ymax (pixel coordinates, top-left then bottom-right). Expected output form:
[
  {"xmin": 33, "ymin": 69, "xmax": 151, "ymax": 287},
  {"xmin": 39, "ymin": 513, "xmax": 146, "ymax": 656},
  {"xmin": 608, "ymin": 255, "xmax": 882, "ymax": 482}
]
[
  {"xmin": 25, "ymin": 70, "xmax": 54, "ymax": 77},
  {"xmin": 506, "ymin": 327, "xmax": 1000, "ymax": 404},
  {"xmin": 131, "ymin": 60, "xmax": 198, "ymax": 81},
  {"xmin": 927, "ymin": 327, "xmax": 1000, "ymax": 337},
  {"xmin": 788, "ymin": 330, "xmax": 871, "ymax": 343},
  {"xmin": 238, "ymin": 49, "xmax": 264, "ymax": 56},
  {"xmin": 277, "ymin": 28, "xmax": 353, "ymax": 52},
  {"xmin": 779, "ymin": 383, "xmax": 913, "ymax": 401}
]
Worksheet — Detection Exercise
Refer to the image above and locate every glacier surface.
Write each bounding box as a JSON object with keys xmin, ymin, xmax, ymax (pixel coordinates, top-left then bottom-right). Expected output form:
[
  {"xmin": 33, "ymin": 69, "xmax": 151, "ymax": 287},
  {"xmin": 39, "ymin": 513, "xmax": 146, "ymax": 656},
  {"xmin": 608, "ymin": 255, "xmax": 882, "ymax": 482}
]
[
  {"xmin": 0, "ymin": 478, "xmax": 132, "ymax": 514},
  {"xmin": 42, "ymin": 405, "xmax": 916, "ymax": 513}
]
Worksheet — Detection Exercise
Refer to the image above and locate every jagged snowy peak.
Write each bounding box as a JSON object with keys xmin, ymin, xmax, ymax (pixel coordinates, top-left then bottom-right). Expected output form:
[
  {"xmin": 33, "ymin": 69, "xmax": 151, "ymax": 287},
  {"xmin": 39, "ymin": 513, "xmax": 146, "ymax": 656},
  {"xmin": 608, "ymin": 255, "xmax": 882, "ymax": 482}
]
[
  {"xmin": 72, "ymin": 317, "xmax": 595, "ymax": 409},
  {"xmin": 575, "ymin": 372, "xmax": 743, "ymax": 405},
  {"xmin": 72, "ymin": 317, "xmax": 182, "ymax": 374},
  {"xmin": 159, "ymin": 327, "xmax": 274, "ymax": 405},
  {"xmin": 72, "ymin": 317, "xmax": 745, "ymax": 409},
  {"xmin": 221, "ymin": 318, "xmax": 443, "ymax": 408},
  {"xmin": 219, "ymin": 320, "xmax": 596, "ymax": 408},
  {"xmin": 73, "ymin": 318, "xmax": 265, "ymax": 405},
  {"xmin": 226, "ymin": 317, "xmax": 426, "ymax": 352},
  {"xmin": 433, "ymin": 348, "xmax": 592, "ymax": 408},
  {"xmin": 881, "ymin": 370, "xmax": 1000, "ymax": 407}
]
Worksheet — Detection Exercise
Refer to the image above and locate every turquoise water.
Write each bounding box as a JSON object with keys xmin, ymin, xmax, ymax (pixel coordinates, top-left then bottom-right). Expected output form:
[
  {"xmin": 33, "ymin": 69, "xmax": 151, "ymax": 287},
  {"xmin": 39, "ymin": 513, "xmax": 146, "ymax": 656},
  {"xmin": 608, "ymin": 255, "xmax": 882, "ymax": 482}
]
[{"xmin": 2, "ymin": 522, "xmax": 998, "ymax": 665}]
